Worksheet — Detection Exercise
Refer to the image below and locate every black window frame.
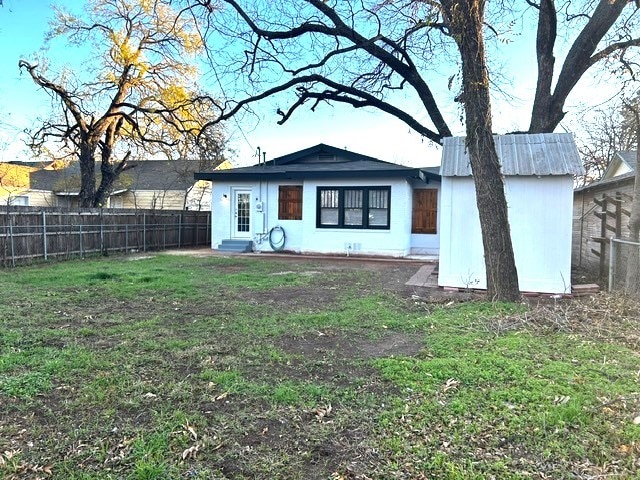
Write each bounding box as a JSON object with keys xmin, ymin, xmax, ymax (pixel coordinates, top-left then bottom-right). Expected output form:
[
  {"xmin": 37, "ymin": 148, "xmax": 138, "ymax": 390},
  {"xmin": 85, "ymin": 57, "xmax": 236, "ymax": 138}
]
[{"xmin": 316, "ymin": 186, "xmax": 391, "ymax": 230}]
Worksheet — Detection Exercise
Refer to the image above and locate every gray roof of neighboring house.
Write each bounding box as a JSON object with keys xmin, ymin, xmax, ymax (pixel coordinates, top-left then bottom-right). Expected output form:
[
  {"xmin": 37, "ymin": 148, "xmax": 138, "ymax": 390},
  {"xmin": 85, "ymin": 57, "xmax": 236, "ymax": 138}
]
[
  {"xmin": 574, "ymin": 150, "xmax": 637, "ymax": 193},
  {"xmin": 616, "ymin": 151, "xmax": 637, "ymax": 171},
  {"xmin": 195, "ymin": 143, "xmax": 440, "ymax": 183},
  {"xmin": 441, "ymin": 133, "xmax": 585, "ymax": 176},
  {"xmin": 30, "ymin": 160, "xmax": 203, "ymax": 192},
  {"xmin": 574, "ymin": 170, "xmax": 635, "ymax": 193}
]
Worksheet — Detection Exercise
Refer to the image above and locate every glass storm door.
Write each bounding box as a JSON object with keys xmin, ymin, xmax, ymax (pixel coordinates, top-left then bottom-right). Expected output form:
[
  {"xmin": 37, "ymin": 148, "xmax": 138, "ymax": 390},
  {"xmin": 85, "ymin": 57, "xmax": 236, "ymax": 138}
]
[{"xmin": 233, "ymin": 190, "xmax": 251, "ymax": 238}]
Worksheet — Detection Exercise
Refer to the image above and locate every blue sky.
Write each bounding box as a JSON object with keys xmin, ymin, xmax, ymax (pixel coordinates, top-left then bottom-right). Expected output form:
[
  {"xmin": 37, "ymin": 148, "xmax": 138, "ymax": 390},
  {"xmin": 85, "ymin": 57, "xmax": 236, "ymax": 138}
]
[{"xmin": 0, "ymin": 0, "xmax": 620, "ymax": 167}]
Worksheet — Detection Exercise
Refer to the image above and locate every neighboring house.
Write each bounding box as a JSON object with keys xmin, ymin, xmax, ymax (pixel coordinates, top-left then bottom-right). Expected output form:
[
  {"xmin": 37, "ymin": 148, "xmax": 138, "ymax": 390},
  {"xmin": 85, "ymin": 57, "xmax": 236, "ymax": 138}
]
[
  {"xmin": 195, "ymin": 143, "xmax": 441, "ymax": 257},
  {"xmin": 0, "ymin": 162, "xmax": 40, "ymax": 206},
  {"xmin": 438, "ymin": 133, "xmax": 584, "ymax": 294},
  {"xmin": 185, "ymin": 159, "xmax": 233, "ymax": 211},
  {"xmin": 20, "ymin": 159, "xmax": 218, "ymax": 210},
  {"xmin": 573, "ymin": 150, "xmax": 637, "ymax": 272}
]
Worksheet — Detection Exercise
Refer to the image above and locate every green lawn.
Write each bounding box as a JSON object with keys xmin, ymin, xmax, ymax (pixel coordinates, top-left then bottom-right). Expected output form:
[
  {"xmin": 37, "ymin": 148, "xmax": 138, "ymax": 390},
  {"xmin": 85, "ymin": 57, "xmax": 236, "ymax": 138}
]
[{"xmin": 1, "ymin": 254, "xmax": 639, "ymax": 479}]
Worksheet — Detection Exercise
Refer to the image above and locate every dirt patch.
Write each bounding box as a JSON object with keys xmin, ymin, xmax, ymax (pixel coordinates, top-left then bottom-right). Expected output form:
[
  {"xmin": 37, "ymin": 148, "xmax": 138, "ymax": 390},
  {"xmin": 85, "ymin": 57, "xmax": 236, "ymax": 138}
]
[
  {"xmin": 242, "ymin": 285, "xmax": 342, "ymax": 312},
  {"xmin": 277, "ymin": 330, "xmax": 425, "ymax": 360}
]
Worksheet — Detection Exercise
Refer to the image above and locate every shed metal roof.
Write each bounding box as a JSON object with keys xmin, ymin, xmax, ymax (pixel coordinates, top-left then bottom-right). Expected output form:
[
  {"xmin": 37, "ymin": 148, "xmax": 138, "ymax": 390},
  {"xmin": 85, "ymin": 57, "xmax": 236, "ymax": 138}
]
[{"xmin": 441, "ymin": 133, "xmax": 584, "ymax": 177}]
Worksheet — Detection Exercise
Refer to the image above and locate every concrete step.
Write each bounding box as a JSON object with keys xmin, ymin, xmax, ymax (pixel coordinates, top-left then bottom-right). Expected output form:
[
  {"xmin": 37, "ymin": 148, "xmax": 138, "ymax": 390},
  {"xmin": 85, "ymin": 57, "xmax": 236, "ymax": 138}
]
[{"xmin": 216, "ymin": 239, "xmax": 253, "ymax": 253}]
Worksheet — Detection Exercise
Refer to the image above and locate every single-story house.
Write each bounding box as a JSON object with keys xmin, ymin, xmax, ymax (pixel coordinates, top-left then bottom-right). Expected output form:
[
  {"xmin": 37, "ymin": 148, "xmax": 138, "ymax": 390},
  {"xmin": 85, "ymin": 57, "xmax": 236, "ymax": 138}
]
[
  {"xmin": 195, "ymin": 143, "xmax": 441, "ymax": 256},
  {"xmin": 573, "ymin": 150, "xmax": 637, "ymax": 273},
  {"xmin": 0, "ymin": 161, "xmax": 40, "ymax": 206},
  {"xmin": 8, "ymin": 159, "xmax": 226, "ymax": 210},
  {"xmin": 197, "ymin": 135, "xmax": 582, "ymax": 294},
  {"xmin": 438, "ymin": 133, "xmax": 584, "ymax": 294}
]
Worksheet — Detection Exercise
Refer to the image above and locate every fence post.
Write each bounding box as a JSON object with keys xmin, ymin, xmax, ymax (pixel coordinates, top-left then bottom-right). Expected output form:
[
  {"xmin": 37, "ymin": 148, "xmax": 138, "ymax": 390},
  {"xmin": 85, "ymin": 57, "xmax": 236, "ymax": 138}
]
[
  {"xmin": 143, "ymin": 213, "xmax": 147, "ymax": 252},
  {"xmin": 206, "ymin": 213, "xmax": 210, "ymax": 246},
  {"xmin": 42, "ymin": 211, "xmax": 48, "ymax": 261},
  {"xmin": 79, "ymin": 224, "xmax": 83, "ymax": 258},
  {"xmin": 9, "ymin": 219, "xmax": 15, "ymax": 268},
  {"xmin": 125, "ymin": 224, "xmax": 129, "ymax": 253},
  {"xmin": 608, "ymin": 237, "xmax": 615, "ymax": 292},
  {"xmin": 178, "ymin": 213, "xmax": 182, "ymax": 248}
]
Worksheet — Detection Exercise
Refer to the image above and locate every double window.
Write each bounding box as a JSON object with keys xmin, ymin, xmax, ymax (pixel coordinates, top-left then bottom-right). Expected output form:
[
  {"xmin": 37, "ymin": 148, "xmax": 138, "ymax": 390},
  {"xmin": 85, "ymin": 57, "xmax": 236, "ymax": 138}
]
[{"xmin": 317, "ymin": 186, "xmax": 390, "ymax": 229}]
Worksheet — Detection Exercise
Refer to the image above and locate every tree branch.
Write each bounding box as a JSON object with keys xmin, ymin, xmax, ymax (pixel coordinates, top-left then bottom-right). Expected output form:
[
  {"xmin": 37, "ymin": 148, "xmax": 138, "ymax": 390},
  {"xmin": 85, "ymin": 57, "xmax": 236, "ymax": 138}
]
[{"xmin": 18, "ymin": 60, "xmax": 89, "ymax": 134}]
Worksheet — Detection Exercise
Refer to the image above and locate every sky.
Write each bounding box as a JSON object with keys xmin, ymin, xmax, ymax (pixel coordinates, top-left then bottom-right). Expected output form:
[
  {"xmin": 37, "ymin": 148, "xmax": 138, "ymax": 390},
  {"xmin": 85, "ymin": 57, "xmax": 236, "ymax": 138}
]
[{"xmin": 0, "ymin": 0, "xmax": 624, "ymax": 168}]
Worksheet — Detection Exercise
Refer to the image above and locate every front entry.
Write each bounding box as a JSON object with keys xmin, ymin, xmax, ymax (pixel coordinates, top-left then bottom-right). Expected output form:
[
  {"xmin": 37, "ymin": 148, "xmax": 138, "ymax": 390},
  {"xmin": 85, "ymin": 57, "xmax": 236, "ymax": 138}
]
[{"xmin": 233, "ymin": 189, "xmax": 251, "ymax": 239}]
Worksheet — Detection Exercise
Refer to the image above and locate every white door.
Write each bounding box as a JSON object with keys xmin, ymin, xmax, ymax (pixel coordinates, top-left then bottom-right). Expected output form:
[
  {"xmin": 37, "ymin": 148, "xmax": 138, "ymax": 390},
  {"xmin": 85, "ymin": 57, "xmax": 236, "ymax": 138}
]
[{"xmin": 233, "ymin": 189, "xmax": 251, "ymax": 238}]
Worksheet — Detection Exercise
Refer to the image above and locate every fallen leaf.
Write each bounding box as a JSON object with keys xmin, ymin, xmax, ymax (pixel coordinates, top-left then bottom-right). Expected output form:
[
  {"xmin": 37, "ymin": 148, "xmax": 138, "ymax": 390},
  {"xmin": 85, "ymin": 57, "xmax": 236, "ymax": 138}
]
[
  {"xmin": 313, "ymin": 404, "xmax": 333, "ymax": 421},
  {"xmin": 553, "ymin": 395, "xmax": 571, "ymax": 405},
  {"xmin": 183, "ymin": 423, "xmax": 197, "ymax": 441},
  {"xmin": 181, "ymin": 444, "xmax": 200, "ymax": 460},
  {"xmin": 215, "ymin": 392, "xmax": 229, "ymax": 401},
  {"xmin": 633, "ymin": 415, "xmax": 640, "ymax": 425},
  {"xmin": 442, "ymin": 378, "xmax": 460, "ymax": 393}
]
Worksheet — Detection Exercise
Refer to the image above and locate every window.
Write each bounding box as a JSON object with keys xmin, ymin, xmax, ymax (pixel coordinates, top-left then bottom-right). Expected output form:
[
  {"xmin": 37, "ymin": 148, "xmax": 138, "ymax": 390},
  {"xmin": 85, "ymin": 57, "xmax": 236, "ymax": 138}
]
[
  {"xmin": 316, "ymin": 186, "xmax": 390, "ymax": 229},
  {"xmin": 109, "ymin": 196, "xmax": 124, "ymax": 209},
  {"xmin": 278, "ymin": 185, "xmax": 303, "ymax": 220},
  {"xmin": 412, "ymin": 189, "xmax": 437, "ymax": 234},
  {"xmin": 9, "ymin": 195, "xmax": 29, "ymax": 206}
]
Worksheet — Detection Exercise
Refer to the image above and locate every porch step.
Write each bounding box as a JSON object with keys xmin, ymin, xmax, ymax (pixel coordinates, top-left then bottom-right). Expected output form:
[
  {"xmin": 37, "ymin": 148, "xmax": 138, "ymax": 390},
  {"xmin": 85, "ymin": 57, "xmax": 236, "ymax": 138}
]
[{"xmin": 216, "ymin": 239, "xmax": 253, "ymax": 253}]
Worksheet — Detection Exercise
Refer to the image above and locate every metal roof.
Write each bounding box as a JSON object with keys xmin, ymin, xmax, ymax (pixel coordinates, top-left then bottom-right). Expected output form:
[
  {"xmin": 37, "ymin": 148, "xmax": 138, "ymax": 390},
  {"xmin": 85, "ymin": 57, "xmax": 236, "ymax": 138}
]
[{"xmin": 441, "ymin": 133, "xmax": 585, "ymax": 177}]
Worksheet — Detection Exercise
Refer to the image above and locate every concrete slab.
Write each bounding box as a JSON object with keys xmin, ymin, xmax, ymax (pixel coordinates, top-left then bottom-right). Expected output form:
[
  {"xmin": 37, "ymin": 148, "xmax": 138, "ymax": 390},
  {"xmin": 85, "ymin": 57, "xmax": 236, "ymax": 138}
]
[{"xmin": 406, "ymin": 264, "xmax": 437, "ymax": 287}]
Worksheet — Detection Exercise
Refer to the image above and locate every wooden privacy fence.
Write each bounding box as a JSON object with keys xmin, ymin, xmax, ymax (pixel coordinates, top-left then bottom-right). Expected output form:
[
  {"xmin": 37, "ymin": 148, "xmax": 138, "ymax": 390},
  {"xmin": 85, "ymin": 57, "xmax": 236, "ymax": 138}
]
[{"xmin": 0, "ymin": 206, "xmax": 211, "ymax": 267}]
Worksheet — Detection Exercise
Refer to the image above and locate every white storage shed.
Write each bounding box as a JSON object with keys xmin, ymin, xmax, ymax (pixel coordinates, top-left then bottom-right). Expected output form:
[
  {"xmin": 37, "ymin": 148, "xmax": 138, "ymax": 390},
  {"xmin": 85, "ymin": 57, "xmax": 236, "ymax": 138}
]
[{"xmin": 438, "ymin": 133, "xmax": 584, "ymax": 294}]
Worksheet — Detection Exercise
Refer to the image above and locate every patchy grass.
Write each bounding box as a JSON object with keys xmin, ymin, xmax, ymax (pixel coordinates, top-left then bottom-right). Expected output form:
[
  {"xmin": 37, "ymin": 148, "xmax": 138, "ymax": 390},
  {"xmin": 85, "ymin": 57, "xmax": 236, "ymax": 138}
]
[{"xmin": 0, "ymin": 253, "xmax": 639, "ymax": 479}]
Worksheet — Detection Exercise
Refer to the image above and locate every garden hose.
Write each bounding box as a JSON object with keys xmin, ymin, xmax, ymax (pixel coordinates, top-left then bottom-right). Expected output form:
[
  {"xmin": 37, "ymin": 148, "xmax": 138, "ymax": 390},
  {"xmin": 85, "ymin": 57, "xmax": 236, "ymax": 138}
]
[{"xmin": 268, "ymin": 225, "xmax": 286, "ymax": 251}]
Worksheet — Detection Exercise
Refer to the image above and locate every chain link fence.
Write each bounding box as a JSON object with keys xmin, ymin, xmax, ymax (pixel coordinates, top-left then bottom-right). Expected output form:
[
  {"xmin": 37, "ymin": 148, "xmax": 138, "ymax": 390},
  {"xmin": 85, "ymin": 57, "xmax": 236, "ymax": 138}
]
[
  {"xmin": 608, "ymin": 237, "xmax": 640, "ymax": 293},
  {"xmin": 0, "ymin": 206, "xmax": 211, "ymax": 267}
]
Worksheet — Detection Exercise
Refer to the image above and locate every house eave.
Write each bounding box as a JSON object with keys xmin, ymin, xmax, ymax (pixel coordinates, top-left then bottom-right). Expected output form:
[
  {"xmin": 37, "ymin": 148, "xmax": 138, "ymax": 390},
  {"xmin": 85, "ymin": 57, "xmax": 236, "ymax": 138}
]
[
  {"xmin": 195, "ymin": 168, "xmax": 433, "ymax": 182},
  {"xmin": 574, "ymin": 174, "xmax": 635, "ymax": 194}
]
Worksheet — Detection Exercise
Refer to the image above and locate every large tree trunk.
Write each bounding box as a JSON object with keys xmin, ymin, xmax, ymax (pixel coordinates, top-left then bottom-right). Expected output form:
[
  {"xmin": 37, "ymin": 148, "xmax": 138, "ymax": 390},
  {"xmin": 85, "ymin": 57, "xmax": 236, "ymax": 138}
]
[
  {"xmin": 446, "ymin": 0, "xmax": 521, "ymax": 301},
  {"xmin": 78, "ymin": 143, "xmax": 97, "ymax": 208}
]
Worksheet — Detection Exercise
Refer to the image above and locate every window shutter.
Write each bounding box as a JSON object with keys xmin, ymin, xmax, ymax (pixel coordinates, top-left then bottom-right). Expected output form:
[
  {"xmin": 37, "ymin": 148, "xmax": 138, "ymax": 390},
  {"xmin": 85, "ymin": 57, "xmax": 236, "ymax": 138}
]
[
  {"xmin": 278, "ymin": 186, "xmax": 303, "ymax": 220},
  {"xmin": 412, "ymin": 189, "xmax": 437, "ymax": 234}
]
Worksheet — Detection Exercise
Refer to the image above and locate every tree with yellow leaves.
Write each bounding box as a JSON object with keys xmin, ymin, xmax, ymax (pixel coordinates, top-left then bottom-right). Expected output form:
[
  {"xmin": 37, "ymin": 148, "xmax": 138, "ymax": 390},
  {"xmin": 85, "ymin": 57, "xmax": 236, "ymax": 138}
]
[{"xmin": 19, "ymin": 0, "xmax": 224, "ymax": 208}]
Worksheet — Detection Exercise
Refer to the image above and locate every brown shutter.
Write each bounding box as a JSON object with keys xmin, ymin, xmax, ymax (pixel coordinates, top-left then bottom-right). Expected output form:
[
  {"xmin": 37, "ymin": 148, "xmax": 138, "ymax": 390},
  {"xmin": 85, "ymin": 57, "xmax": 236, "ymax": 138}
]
[
  {"xmin": 412, "ymin": 189, "xmax": 437, "ymax": 234},
  {"xmin": 278, "ymin": 185, "xmax": 303, "ymax": 220}
]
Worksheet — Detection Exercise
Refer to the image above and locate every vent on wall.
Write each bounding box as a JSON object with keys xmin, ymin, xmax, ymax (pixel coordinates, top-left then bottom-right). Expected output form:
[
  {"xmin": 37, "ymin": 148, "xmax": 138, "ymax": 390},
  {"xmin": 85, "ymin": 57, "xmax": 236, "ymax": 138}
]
[{"xmin": 317, "ymin": 154, "xmax": 336, "ymax": 162}]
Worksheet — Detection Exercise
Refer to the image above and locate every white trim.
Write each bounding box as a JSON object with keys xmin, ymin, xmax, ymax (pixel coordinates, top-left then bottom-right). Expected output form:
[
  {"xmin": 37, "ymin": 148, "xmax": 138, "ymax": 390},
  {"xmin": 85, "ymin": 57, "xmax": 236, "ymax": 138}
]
[{"xmin": 232, "ymin": 187, "xmax": 252, "ymax": 239}]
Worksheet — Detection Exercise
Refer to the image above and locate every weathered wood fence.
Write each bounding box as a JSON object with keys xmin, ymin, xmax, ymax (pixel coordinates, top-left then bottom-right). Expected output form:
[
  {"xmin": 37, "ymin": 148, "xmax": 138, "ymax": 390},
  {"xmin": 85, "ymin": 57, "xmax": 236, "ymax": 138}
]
[{"xmin": 0, "ymin": 206, "xmax": 211, "ymax": 267}]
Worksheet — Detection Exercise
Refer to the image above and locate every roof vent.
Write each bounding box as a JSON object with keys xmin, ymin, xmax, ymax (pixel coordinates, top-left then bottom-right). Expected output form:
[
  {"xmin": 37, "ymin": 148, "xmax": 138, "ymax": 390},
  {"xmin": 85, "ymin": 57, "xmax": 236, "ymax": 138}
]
[{"xmin": 317, "ymin": 153, "xmax": 336, "ymax": 162}]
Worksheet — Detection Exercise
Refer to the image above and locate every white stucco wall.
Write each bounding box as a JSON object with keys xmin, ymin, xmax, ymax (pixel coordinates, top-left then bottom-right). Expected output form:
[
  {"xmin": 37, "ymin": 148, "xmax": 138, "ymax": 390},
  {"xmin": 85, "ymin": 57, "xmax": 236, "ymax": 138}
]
[
  {"xmin": 438, "ymin": 175, "xmax": 574, "ymax": 293},
  {"xmin": 211, "ymin": 177, "xmax": 434, "ymax": 257}
]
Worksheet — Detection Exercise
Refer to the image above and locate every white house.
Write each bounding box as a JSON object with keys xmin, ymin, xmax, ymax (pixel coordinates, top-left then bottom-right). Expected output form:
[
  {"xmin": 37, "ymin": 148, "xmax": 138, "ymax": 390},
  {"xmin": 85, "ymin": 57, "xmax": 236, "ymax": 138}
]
[
  {"xmin": 195, "ymin": 144, "xmax": 441, "ymax": 257},
  {"xmin": 438, "ymin": 133, "xmax": 584, "ymax": 294}
]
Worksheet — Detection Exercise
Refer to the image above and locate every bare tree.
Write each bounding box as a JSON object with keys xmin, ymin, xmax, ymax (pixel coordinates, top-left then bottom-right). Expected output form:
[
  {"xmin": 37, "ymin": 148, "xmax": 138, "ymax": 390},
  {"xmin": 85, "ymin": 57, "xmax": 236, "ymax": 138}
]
[
  {"xmin": 529, "ymin": 0, "xmax": 640, "ymax": 133},
  {"xmin": 20, "ymin": 0, "xmax": 223, "ymax": 208},
  {"xmin": 576, "ymin": 104, "xmax": 637, "ymax": 186},
  {"xmin": 182, "ymin": 0, "xmax": 639, "ymax": 300}
]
